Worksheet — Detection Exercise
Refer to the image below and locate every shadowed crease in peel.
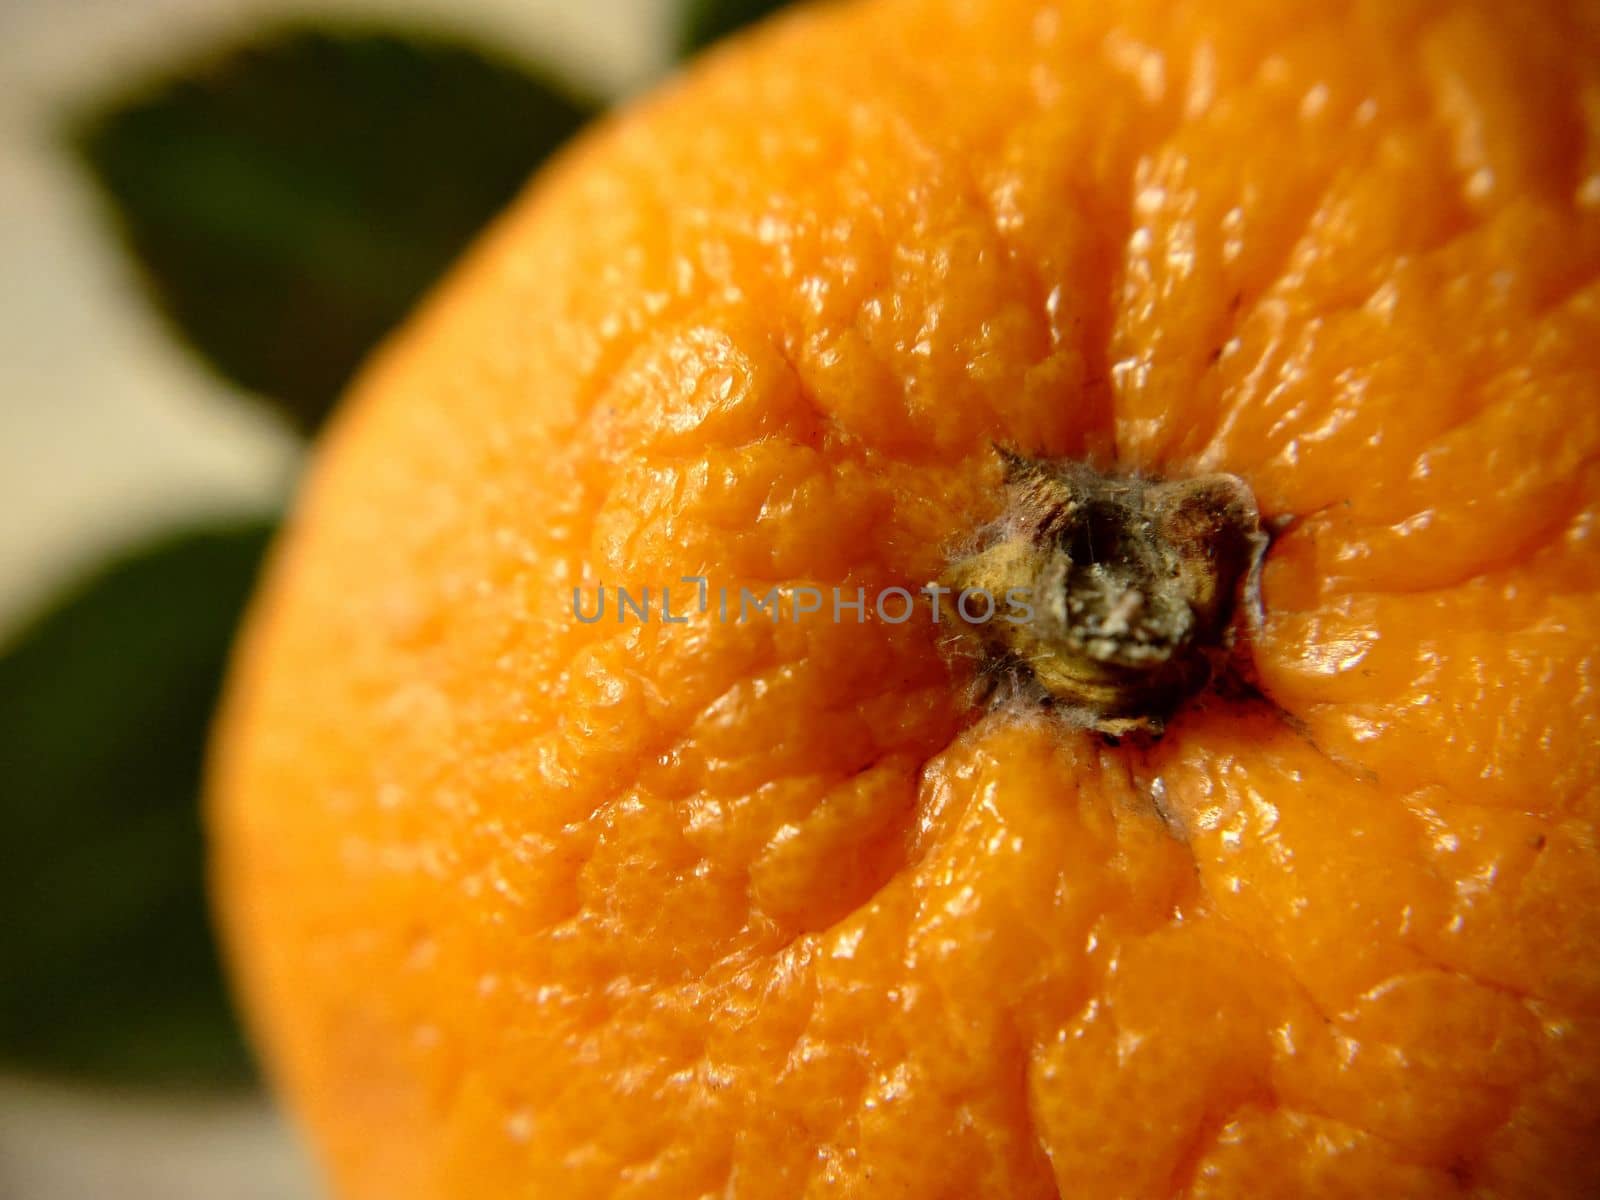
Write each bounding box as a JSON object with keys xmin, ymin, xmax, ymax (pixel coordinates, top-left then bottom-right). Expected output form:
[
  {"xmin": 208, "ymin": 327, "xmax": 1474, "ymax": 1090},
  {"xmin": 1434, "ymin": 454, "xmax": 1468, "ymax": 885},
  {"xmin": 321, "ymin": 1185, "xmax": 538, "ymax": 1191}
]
[{"xmin": 208, "ymin": 0, "xmax": 1600, "ymax": 1197}]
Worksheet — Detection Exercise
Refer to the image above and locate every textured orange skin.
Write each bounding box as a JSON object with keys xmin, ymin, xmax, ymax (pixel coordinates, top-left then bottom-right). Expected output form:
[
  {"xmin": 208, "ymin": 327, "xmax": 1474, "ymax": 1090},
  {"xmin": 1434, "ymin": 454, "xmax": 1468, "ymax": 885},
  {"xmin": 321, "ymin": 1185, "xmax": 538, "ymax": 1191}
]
[{"xmin": 210, "ymin": 0, "xmax": 1600, "ymax": 1195}]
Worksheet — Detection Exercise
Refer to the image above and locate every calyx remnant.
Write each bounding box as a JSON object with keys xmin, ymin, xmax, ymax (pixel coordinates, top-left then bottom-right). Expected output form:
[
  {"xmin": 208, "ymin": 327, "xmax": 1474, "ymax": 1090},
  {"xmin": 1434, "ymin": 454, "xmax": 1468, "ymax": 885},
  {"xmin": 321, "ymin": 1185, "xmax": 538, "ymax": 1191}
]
[{"xmin": 940, "ymin": 451, "xmax": 1266, "ymax": 735}]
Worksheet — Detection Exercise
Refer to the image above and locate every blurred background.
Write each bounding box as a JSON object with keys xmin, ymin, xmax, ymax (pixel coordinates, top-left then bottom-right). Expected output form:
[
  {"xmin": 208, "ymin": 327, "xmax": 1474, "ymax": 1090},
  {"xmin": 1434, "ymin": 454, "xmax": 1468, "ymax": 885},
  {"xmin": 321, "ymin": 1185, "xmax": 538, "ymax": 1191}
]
[{"xmin": 0, "ymin": 0, "xmax": 783, "ymax": 1194}]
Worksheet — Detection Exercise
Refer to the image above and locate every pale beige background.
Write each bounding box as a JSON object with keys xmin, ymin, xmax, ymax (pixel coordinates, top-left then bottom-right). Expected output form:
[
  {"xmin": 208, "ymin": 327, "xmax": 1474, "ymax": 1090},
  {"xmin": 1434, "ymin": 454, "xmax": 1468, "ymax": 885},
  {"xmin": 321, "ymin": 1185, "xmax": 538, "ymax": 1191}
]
[
  {"xmin": 0, "ymin": 0, "xmax": 668, "ymax": 1194},
  {"xmin": 0, "ymin": 0, "xmax": 670, "ymax": 630}
]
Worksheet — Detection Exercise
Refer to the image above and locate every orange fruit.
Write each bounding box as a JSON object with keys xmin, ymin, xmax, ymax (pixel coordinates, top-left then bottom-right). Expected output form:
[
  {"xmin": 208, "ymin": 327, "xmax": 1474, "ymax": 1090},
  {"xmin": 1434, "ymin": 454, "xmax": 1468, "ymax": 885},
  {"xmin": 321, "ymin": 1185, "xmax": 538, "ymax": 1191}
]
[{"xmin": 209, "ymin": 0, "xmax": 1600, "ymax": 1195}]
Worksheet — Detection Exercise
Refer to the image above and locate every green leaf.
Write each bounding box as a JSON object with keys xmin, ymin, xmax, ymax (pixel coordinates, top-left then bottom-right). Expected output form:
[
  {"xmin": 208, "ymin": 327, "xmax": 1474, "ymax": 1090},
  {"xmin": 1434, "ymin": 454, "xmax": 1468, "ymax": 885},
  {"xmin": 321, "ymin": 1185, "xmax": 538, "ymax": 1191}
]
[
  {"xmin": 679, "ymin": 0, "xmax": 793, "ymax": 56},
  {"xmin": 71, "ymin": 28, "xmax": 597, "ymax": 432},
  {"xmin": 0, "ymin": 520, "xmax": 276, "ymax": 1085}
]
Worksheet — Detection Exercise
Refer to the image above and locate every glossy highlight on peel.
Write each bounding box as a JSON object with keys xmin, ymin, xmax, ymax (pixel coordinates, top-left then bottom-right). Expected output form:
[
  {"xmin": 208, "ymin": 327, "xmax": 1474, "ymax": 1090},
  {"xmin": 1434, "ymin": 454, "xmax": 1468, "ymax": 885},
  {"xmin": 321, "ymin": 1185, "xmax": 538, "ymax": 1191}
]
[{"xmin": 209, "ymin": 0, "xmax": 1600, "ymax": 1196}]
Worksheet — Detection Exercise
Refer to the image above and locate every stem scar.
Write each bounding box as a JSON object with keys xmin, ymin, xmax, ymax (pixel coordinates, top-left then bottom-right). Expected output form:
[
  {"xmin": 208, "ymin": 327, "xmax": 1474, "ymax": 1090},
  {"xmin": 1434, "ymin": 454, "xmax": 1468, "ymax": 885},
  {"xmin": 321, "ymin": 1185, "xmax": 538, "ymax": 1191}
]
[{"xmin": 939, "ymin": 448, "xmax": 1268, "ymax": 736}]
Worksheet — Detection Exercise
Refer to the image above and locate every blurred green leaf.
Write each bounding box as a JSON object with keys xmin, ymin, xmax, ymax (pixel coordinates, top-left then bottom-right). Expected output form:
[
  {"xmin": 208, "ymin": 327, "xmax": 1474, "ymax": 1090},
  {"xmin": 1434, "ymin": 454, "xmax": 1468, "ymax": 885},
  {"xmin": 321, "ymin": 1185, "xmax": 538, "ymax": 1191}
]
[
  {"xmin": 679, "ymin": 0, "xmax": 792, "ymax": 56},
  {"xmin": 0, "ymin": 521, "xmax": 276, "ymax": 1085},
  {"xmin": 71, "ymin": 28, "xmax": 597, "ymax": 432}
]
